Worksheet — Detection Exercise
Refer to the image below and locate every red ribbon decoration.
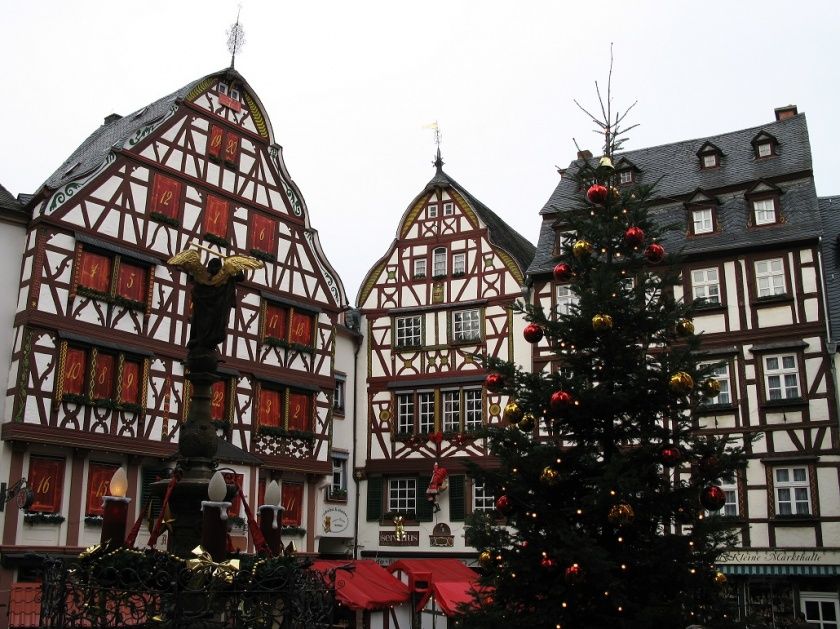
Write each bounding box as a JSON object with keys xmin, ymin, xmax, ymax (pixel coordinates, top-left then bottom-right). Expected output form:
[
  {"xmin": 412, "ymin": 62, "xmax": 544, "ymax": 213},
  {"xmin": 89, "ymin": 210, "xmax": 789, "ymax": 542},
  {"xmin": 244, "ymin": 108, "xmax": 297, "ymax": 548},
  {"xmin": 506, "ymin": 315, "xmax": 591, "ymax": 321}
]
[
  {"xmin": 148, "ymin": 473, "xmax": 179, "ymax": 548},
  {"xmin": 236, "ymin": 482, "xmax": 272, "ymax": 555}
]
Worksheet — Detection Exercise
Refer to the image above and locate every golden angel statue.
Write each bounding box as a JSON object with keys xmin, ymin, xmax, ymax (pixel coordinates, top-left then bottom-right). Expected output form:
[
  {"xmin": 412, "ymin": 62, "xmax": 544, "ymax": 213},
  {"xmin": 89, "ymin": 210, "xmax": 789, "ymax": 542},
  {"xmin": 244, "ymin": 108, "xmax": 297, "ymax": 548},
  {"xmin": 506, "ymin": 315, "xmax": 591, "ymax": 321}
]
[{"xmin": 167, "ymin": 247, "xmax": 264, "ymax": 361}]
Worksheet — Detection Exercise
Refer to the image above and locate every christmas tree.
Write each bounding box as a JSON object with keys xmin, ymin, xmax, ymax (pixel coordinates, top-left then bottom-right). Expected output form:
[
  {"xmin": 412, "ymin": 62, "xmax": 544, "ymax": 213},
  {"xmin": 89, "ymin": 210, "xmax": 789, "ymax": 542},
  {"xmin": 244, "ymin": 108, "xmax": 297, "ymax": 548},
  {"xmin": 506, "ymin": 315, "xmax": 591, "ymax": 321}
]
[{"xmin": 462, "ymin": 80, "xmax": 746, "ymax": 629}]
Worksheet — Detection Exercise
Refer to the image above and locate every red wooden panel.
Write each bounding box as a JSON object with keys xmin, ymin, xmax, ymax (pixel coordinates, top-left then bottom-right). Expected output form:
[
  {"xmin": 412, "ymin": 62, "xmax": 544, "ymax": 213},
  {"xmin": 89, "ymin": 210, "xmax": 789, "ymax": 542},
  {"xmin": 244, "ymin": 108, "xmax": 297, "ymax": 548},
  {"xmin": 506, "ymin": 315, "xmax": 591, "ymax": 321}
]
[
  {"xmin": 257, "ymin": 477, "xmax": 266, "ymax": 507},
  {"xmin": 120, "ymin": 360, "xmax": 141, "ymax": 404},
  {"xmin": 265, "ymin": 303, "xmax": 288, "ymax": 340},
  {"xmin": 223, "ymin": 472, "xmax": 244, "ymax": 517},
  {"xmin": 86, "ymin": 462, "xmax": 119, "ymax": 516},
  {"xmin": 93, "ymin": 353, "xmax": 115, "ymax": 400},
  {"xmin": 64, "ymin": 348, "xmax": 87, "ymax": 396},
  {"xmin": 219, "ymin": 93, "xmax": 242, "ymax": 112},
  {"xmin": 204, "ymin": 195, "xmax": 230, "ymax": 238},
  {"xmin": 149, "ymin": 173, "xmax": 182, "ymax": 219},
  {"xmin": 281, "ymin": 483, "xmax": 304, "ymax": 526},
  {"xmin": 290, "ymin": 311, "xmax": 313, "ymax": 345},
  {"xmin": 288, "ymin": 392, "xmax": 311, "ymax": 431},
  {"xmin": 224, "ymin": 134, "xmax": 240, "ymax": 164},
  {"xmin": 249, "ymin": 213, "xmax": 276, "ymax": 254},
  {"xmin": 208, "ymin": 125, "xmax": 224, "ymax": 159},
  {"xmin": 258, "ymin": 388, "xmax": 282, "ymax": 427},
  {"xmin": 28, "ymin": 457, "xmax": 65, "ymax": 513},
  {"xmin": 78, "ymin": 251, "xmax": 111, "ymax": 293},
  {"xmin": 116, "ymin": 262, "xmax": 147, "ymax": 303},
  {"xmin": 210, "ymin": 380, "xmax": 227, "ymax": 421}
]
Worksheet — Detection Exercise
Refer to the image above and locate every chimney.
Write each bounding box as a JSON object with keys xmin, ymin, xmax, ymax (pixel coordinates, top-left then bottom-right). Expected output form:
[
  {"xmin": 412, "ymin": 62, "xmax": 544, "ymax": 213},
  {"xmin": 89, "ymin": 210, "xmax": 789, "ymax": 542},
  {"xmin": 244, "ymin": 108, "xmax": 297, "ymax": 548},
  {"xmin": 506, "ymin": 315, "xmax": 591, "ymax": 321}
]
[
  {"xmin": 577, "ymin": 149, "xmax": 593, "ymax": 161},
  {"xmin": 774, "ymin": 105, "xmax": 798, "ymax": 121},
  {"xmin": 103, "ymin": 113, "xmax": 122, "ymax": 125}
]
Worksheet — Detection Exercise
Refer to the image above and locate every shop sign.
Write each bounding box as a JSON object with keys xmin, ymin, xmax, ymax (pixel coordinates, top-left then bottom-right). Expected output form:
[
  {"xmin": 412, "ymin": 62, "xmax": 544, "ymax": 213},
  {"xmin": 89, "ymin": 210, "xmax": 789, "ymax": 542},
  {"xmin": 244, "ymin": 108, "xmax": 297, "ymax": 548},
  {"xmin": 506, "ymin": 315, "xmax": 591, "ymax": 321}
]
[{"xmin": 379, "ymin": 530, "xmax": 420, "ymax": 547}]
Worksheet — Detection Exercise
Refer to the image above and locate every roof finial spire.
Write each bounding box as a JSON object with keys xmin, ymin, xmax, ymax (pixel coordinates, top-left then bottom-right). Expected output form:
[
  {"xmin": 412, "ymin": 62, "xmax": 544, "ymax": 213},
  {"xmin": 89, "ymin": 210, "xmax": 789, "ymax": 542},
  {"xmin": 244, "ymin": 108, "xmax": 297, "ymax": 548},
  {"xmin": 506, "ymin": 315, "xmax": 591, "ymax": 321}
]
[
  {"xmin": 227, "ymin": 4, "xmax": 246, "ymax": 69},
  {"xmin": 424, "ymin": 121, "xmax": 443, "ymax": 172}
]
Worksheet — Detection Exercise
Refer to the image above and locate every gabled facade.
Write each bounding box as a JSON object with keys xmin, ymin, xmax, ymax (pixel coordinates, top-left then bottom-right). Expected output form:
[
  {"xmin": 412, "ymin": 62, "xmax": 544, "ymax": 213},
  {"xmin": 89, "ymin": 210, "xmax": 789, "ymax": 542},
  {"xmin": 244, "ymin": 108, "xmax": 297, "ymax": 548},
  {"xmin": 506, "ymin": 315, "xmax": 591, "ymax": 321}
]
[
  {"xmin": 354, "ymin": 155, "xmax": 534, "ymax": 562},
  {"xmin": 528, "ymin": 107, "xmax": 840, "ymax": 626},
  {"xmin": 0, "ymin": 69, "xmax": 351, "ymax": 609}
]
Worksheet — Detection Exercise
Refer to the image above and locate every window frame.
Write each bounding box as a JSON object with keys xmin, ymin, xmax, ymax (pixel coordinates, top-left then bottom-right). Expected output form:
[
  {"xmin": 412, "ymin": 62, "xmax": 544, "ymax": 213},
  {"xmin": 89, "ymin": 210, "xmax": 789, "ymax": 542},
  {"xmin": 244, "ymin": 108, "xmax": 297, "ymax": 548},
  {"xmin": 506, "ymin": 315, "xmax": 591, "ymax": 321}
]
[
  {"xmin": 773, "ymin": 466, "xmax": 811, "ymax": 516},
  {"xmin": 394, "ymin": 314, "xmax": 423, "ymax": 348},
  {"xmin": 333, "ymin": 378, "xmax": 346, "ymax": 415},
  {"xmin": 688, "ymin": 265, "xmax": 723, "ymax": 307},
  {"xmin": 618, "ymin": 169, "xmax": 634, "ymax": 185},
  {"xmin": 754, "ymin": 257, "xmax": 787, "ymax": 298},
  {"xmin": 451, "ymin": 308, "xmax": 481, "ymax": 343},
  {"xmin": 452, "ymin": 252, "xmax": 466, "ymax": 276},
  {"xmin": 387, "ymin": 478, "xmax": 417, "ymax": 515},
  {"xmin": 261, "ymin": 300, "xmax": 316, "ymax": 349},
  {"xmin": 427, "ymin": 203, "xmax": 438, "ymax": 218},
  {"xmin": 752, "ymin": 197, "xmax": 779, "ymax": 226},
  {"xmin": 763, "ymin": 353, "xmax": 801, "ymax": 401},
  {"xmin": 756, "ymin": 142, "xmax": 773, "ymax": 158},
  {"xmin": 700, "ymin": 152, "xmax": 720, "ymax": 169},
  {"xmin": 432, "ymin": 247, "xmax": 447, "ymax": 278},
  {"xmin": 690, "ymin": 206, "xmax": 716, "ymax": 235},
  {"xmin": 443, "ymin": 202, "xmax": 454, "ymax": 216},
  {"xmin": 58, "ymin": 341, "xmax": 147, "ymax": 411},
  {"xmin": 27, "ymin": 456, "xmax": 66, "ymax": 514},
  {"xmin": 74, "ymin": 246, "xmax": 152, "ymax": 310},
  {"xmin": 702, "ymin": 361, "xmax": 733, "ymax": 407},
  {"xmin": 413, "ymin": 257, "xmax": 427, "ymax": 279},
  {"xmin": 472, "ymin": 479, "xmax": 496, "ymax": 513},
  {"xmin": 556, "ymin": 283, "xmax": 579, "ymax": 316},
  {"xmin": 255, "ymin": 384, "xmax": 314, "ymax": 433},
  {"xmin": 329, "ymin": 455, "xmax": 348, "ymax": 501}
]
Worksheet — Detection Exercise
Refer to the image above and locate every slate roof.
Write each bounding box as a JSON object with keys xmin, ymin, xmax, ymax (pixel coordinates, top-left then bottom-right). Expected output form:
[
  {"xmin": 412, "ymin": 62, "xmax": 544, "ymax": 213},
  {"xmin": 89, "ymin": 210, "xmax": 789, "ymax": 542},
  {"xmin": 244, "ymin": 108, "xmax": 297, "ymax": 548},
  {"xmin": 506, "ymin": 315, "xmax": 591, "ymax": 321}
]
[
  {"xmin": 0, "ymin": 182, "xmax": 21, "ymax": 211},
  {"xmin": 422, "ymin": 161, "xmax": 535, "ymax": 275},
  {"xmin": 528, "ymin": 113, "xmax": 818, "ymax": 276},
  {"xmin": 819, "ymin": 196, "xmax": 840, "ymax": 343},
  {"xmin": 38, "ymin": 68, "xmax": 247, "ymax": 196}
]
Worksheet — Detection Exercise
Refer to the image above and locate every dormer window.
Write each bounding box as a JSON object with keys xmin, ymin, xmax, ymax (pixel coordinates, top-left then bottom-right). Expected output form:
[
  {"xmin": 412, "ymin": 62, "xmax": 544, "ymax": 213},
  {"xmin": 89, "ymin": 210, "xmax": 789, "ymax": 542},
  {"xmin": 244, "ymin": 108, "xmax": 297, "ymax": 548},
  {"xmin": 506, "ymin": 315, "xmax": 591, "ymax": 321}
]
[
  {"xmin": 696, "ymin": 142, "xmax": 723, "ymax": 170},
  {"xmin": 619, "ymin": 170, "xmax": 634, "ymax": 185},
  {"xmin": 751, "ymin": 131, "xmax": 779, "ymax": 159},
  {"xmin": 692, "ymin": 208, "xmax": 714, "ymax": 235},
  {"xmin": 685, "ymin": 190, "xmax": 720, "ymax": 236},
  {"xmin": 702, "ymin": 154, "xmax": 719, "ymax": 169},
  {"xmin": 614, "ymin": 158, "xmax": 639, "ymax": 186},
  {"xmin": 753, "ymin": 199, "xmax": 777, "ymax": 225},
  {"xmin": 746, "ymin": 180, "xmax": 783, "ymax": 227}
]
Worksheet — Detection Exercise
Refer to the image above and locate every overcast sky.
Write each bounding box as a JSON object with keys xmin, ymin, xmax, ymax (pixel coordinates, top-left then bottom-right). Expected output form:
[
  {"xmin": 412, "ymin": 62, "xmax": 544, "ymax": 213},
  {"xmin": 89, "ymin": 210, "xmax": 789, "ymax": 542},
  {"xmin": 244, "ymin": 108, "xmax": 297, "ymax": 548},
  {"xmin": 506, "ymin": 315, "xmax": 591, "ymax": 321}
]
[{"xmin": 2, "ymin": 1, "xmax": 838, "ymax": 303}]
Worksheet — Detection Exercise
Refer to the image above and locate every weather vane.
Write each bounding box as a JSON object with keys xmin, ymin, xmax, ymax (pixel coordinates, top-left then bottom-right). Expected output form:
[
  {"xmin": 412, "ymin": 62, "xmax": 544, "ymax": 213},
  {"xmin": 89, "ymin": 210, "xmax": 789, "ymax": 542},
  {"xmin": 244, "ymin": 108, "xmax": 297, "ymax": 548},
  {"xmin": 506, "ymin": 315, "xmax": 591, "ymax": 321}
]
[
  {"xmin": 424, "ymin": 121, "xmax": 443, "ymax": 170},
  {"xmin": 227, "ymin": 4, "xmax": 246, "ymax": 69}
]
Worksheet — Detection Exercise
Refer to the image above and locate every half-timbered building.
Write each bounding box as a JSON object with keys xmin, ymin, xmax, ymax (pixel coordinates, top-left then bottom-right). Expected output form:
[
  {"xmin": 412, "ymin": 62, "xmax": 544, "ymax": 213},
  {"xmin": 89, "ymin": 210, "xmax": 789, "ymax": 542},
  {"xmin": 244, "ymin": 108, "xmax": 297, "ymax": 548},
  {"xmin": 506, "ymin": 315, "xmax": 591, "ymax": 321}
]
[
  {"xmin": 0, "ymin": 68, "xmax": 350, "ymax": 610},
  {"xmin": 527, "ymin": 106, "xmax": 840, "ymax": 626},
  {"xmin": 355, "ymin": 154, "xmax": 535, "ymax": 563}
]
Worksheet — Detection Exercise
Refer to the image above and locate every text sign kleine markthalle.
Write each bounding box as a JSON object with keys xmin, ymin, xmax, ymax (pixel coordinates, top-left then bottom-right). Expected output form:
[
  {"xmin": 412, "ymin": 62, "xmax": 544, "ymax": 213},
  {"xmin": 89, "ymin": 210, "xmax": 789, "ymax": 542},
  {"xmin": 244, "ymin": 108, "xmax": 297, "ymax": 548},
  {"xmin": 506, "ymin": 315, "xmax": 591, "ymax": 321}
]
[{"xmin": 379, "ymin": 530, "xmax": 420, "ymax": 547}]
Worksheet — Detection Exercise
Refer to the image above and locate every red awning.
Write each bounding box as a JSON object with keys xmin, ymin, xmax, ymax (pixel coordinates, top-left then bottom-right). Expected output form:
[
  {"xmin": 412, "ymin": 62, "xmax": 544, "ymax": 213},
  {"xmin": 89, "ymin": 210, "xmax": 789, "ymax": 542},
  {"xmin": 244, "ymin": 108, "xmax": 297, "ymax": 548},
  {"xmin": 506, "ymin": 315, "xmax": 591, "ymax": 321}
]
[
  {"xmin": 388, "ymin": 559, "xmax": 483, "ymax": 617},
  {"xmin": 312, "ymin": 560, "xmax": 410, "ymax": 611}
]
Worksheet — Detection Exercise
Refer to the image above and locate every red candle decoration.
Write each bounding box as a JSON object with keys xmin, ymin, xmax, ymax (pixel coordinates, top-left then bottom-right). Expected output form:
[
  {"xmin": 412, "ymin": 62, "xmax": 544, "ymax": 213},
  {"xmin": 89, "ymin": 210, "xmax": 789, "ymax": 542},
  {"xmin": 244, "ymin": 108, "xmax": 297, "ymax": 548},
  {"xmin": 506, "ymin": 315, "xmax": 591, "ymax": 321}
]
[
  {"xmin": 523, "ymin": 323, "xmax": 544, "ymax": 344},
  {"xmin": 485, "ymin": 372, "xmax": 505, "ymax": 392},
  {"xmin": 586, "ymin": 184, "xmax": 608, "ymax": 204},
  {"xmin": 624, "ymin": 226, "xmax": 645, "ymax": 247},
  {"xmin": 99, "ymin": 468, "xmax": 130, "ymax": 551},
  {"xmin": 550, "ymin": 390, "xmax": 573, "ymax": 413},
  {"xmin": 553, "ymin": 262, "xmax": 572, "ymax": 282},
  {"xmin": 644, "ymin": 243, "xmax": 666, "ymax": 263}
]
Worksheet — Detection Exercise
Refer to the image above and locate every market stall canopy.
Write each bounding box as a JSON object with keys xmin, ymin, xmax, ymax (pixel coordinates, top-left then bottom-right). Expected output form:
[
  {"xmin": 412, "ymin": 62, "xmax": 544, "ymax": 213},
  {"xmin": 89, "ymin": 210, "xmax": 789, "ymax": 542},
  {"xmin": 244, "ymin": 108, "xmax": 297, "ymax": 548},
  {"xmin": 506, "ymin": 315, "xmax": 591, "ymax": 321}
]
[
  {"xmin": 389, "ymin": 558, "xmax": 482, "ymax": 616},
  {"xmin": 311, "ymin": 560, "xmax": 409, "ymax": 611}
]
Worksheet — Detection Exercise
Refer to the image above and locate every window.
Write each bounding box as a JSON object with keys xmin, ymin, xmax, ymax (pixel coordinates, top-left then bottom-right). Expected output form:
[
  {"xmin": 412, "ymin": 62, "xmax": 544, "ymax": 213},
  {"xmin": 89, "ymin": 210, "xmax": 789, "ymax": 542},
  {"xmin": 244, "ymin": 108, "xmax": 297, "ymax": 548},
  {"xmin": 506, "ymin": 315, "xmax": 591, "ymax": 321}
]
[
  {"xmin": 774, "ymin": 467, "xmax": 810, "ymax": 515},
  {"xmin": 249, "ymin": 213, "xmax": 277, "ymax": 256},
  {"xmin": 701, "ymin": 153, "xmax": 719, "ymax": 169},
  {"xmin": 333, "ymin": 379, "xmax": 345, "ymax": 414},
  {"xmin": 801, "ymin": 593, "xmax": 840, "ymax": 628},
  {"xmin": 705, "ymin": 363, "xmax": 731, "ymax": 405},
  {"xmin": 288, "ymin": 392, "xmax": 311, "ymax": 431},
  {"xmin": 229, "ymin": 88, "xmax": 241, "ymax": 101},
  {"xmin": 262, "ymin": 301, "xmax": 315, "ymax": 347},
  {"xmin": 257, "ymin": 387, "xmax": 283, "ymax": 428},
  {"xmin": 395, "ymin": 315, "xmax": 422, "ymax": 348},
  {"xmin": 427, "ymin": 204, "xmax": 438, "ymax": 218},
  {"xmin": 442, "ymin": 388, "xmax": 482, "ymax": 432},
  {"xmin": 756, "ymin": 142, "xmax": 773, "ymax": 158},
  {"xmin": 217, "ymin": 82, "xmax": 228, "ymax": 95},
  {"xmin": 755, "ymin": 258, "xmax": 786, "ymax": 297},
  {"xmin": 203, "ymin": 194, "xmax": 230, "ymax": 241},
  {"xmin": 418, "ymin": 392, "xmax": 435, "ymax": 433},
  {"xmin": 59, "ymin": 343, "xmax": 145, "ymax": 408},
  {"xmin": 433, "ymin": 248, "xmax": 447, "ymax": 277},
  {"xmin": 619, "ymin": 170, "xmax": 634, "ymax": 185},
  {"xmin": 764, "ymin": 354, "xmax": 800, "ymax": 400},
  {"xmin": 556, "ymin": 284, "xmax": 579, "ymax": 316},
  {"xmin": 257, "ymin": 386, "xmax": 312, "ymax": 432},
  {"xmin": 692, "ymin": 208, "xmax": 714, "ymax": 235},
  {"xmin": 472, "ymin": 480, "xmax": 495, "ymax": 512},
  {"xmin": 85, "ymin": 462, "xmax": 119, "ymax": 517},
  {"xmin": 331, "ymin": 456, "xmax": 347, "ymax": 499},
  {"xmin": 753, "ymin": 198, "xmax": 777, "ymax": 225},
  {"xmin": 464, "ymin": 389, "xmax": 482, "ymax": 431},
  {"xmin": 452, "ymin": 309, "xmax": 480, "ymax": 342},
  {"xmin": 148, "ymin": 173, "xmax": 182, "ymax": 221},
  {"xmin": 413, "ymin": 258, "xmax": 427, "ymax": 278},
  {"xmin": 76, "ymin": 248, "xmax": 150, "ymax": 307},
  {"xmin": 282, "ymin": 482, "xmax": 304, "ymax": 526},
  {"xmin": 691, "ymin": 268, "xmax": 721, "ymax": 305},
  {"xmin": 443, "ymin": 202, "xmax": 454, "ymax": 215},
  {"xmin": 210, "ymin": 379, "xmax": 230, "ymax": 422},
  {"xmin": 453, "ymin": 253, "xmax": 466, "ymax": 275},
  {"xmin": 388, "ymin": 478, "xmax": 417, "ymax": 514},
  {"xmin": 442, "ymin": 391, "xmax": 460, "ymax": 432},
  {"xmin": 27, "ymin": 457, "xmax": 65, "ymax": 514}
]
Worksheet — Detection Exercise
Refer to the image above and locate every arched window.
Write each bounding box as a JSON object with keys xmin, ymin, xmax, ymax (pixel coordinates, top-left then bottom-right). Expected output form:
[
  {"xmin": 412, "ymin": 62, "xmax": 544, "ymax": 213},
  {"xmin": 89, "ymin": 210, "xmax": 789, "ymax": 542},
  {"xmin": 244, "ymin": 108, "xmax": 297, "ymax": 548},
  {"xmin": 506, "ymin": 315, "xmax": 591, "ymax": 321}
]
[{"xmin": 433, "ymin": 248, "xmax": 447, "ymax": 277}]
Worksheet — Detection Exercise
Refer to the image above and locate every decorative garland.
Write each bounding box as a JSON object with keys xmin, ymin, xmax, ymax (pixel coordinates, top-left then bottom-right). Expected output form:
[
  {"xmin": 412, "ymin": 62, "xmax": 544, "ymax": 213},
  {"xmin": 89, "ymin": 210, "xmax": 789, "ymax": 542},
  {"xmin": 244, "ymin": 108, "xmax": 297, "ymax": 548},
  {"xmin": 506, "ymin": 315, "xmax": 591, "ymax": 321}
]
[
  {"xmin": 249, "ymin": 248, "xmax": 277, "ymax": 263},
  {"xmin": 257, "ymin": 426, "xmax": 316, "ymax": 445},
  {"xmin": 24, "ymin": 512, "xmax": 65, "ymax": 525},
  {"xmin": 150, "ymin": 212, "xmax": 180, "ymax": 228}
]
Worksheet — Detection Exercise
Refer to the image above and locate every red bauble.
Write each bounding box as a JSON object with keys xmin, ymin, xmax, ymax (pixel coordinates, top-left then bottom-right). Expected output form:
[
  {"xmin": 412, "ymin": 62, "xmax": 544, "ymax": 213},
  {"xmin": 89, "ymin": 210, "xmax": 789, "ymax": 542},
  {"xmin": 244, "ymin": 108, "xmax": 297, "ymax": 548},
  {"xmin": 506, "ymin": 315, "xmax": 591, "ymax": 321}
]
[
  {"xmin": 553, "ymin": 262, "xmax": 572, "ymax": 282},
  {"xmin": 644, "ymin": 243, "xmax": 665, "ymax": 263},
  {"xmin": 660, "ymin": 446, "xmax": 682, "ymax": 467},
  {"xmin": 624, "ymin": 226, "xmax": 645, "ymax": 247},
  {"xmin": 586, "ymin": 184, "xmax": 609, "ymax": 204},
  {"xmin": 523, "ymin": 323, "xmax": 544, "ymax": 343},
  {"xmin": 700, "ymin": 485, "xmax": 726, "ymax": 511},
  {"xmin": 565, "ymin": 563, "xmax": 583, "ymax": 583},
  {"xmin": 550, "ymin": 390, "xmax": 573, "ymax": 413},
  {"xmin": 485, "ymin": 373, "xmax": 505, "ymax": 393},
  {"xmin": 540, "ymin": 556, "xmax": 556, "ymax": 569},
  {"xmin": 495, "ymin": 495, "xmax": 510, "ymax": 511}
]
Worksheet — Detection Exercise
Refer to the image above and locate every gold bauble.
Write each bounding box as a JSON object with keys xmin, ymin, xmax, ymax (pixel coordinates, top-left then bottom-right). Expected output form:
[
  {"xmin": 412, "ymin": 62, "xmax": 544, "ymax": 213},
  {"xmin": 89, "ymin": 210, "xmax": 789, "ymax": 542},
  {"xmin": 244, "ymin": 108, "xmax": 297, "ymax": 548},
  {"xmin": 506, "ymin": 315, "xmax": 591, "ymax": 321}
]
[
  {"xmin": 518, "ymin": 413, "xmax": 536, "ymax": 432},
  {"xmin": 504, "ymin": 401, "xmax": 524, "ymax": 424},
  {"xmin": 572, "ymin": 240, "xmax": 593, "ymax": 259},
  {"xmin": 540, "ymin": 466, "xmax": 559, "ymax": 485},
  {"xmin": 479, "ymin": 550, "xmax": 493, "ymax": 566},
  {"xmin": 592, "ymin": 313, "xmax": 614, "ymax": 332},
  {"xmin": 608, "ymin": 186, "xmax": 621, "ymax": 202},
  {"xmin": 608, "ymin": 502, "xmax": 635, "ymax": 525},
  {"xmin": 714, "ymin": 571, "xmax": 728, "ymax": 585},
  {"xmin": 676, "ymin": 318, "xmax": 695, "ymax": 336},
  {"xmin": 701, "ymin": 377, "xmax": 721, "ymax": 397},
  {"xmin": 669, "ymin": 372, "xmax": 694, "ymax": 395}
]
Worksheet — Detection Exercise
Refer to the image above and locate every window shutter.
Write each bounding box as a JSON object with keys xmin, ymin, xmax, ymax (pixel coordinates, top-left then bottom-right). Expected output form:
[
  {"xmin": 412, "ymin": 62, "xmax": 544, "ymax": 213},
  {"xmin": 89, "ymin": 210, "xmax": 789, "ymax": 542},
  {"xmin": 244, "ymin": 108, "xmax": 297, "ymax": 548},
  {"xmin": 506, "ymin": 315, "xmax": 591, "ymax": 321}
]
[
  {"xmin": 366, "ymin": 477, "xmax": 383, "ymax": 521},
  {"xmin": 449, "ymin": 475, "xmax": 466, "ymax": 521},
  {"xmin": 416, "ymin": 478, "xmax": 434, "ymax": 522},
  {"xmin": 141, "ymin": 468, "xmax": 165, "ymax": 521}
]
